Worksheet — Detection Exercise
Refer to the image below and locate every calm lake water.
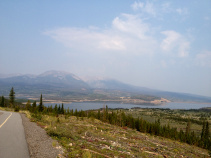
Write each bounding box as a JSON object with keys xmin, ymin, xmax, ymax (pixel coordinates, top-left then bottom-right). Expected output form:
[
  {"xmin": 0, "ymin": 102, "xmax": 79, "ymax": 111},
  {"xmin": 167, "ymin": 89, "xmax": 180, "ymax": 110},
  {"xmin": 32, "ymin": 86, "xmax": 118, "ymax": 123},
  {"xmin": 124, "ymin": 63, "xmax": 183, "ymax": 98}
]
[{"xmin": 44, "ymin": 101, "xmax": 211, "ymax": 111}]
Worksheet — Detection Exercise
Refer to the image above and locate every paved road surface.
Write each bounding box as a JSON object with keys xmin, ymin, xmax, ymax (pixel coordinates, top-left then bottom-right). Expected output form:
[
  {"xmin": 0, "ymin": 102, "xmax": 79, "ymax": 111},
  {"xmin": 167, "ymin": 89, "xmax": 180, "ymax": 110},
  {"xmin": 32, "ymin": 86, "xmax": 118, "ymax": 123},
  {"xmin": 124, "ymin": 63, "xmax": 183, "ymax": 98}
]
[{"xmin": 0, "ymin": 110, "xmax": 30, "ymax": 158}]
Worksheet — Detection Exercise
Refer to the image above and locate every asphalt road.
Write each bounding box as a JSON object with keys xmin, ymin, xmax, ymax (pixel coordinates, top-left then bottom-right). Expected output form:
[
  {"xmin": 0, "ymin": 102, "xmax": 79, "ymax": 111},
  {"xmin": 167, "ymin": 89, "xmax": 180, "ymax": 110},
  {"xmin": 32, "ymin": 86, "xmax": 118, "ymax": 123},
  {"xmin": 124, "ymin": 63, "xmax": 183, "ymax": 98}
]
[{"xmin": 0, "ymin": 110, "xmax": 30, "ymax": 158}]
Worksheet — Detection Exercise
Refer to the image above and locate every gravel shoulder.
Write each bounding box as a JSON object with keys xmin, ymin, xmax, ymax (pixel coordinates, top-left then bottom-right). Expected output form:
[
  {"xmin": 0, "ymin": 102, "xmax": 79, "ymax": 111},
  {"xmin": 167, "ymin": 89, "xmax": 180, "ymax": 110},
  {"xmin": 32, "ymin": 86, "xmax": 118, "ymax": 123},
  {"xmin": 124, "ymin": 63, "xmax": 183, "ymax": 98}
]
[{"xmin": 21, "ymin": 113, "xmax": 63, "ymax": 158}]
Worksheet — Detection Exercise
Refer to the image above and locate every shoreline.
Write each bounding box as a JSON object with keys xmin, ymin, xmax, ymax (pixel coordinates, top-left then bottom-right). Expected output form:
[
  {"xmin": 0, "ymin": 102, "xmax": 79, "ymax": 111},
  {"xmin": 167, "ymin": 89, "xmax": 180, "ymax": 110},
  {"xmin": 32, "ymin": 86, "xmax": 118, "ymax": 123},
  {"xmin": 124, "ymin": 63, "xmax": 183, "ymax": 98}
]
[
  {"xmin": 42, "ymin": 100, "xmax": 211, "ymax": 105},
  {"xmin": 42, "ymin": 98, "xmax": 171, "ymax": 106},
  {"xmin": 42, "ymin": 101, "xmax": 211, "ymax": 111}
]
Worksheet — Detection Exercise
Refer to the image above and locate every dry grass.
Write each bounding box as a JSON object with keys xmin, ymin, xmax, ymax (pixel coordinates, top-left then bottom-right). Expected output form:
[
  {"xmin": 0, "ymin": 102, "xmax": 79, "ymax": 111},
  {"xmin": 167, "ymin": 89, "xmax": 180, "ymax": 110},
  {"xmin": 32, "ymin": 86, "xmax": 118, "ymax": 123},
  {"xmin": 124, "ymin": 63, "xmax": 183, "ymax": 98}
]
[{"xmin": 32, "ymin": 114, "xmax": 210, "ymax": 158}]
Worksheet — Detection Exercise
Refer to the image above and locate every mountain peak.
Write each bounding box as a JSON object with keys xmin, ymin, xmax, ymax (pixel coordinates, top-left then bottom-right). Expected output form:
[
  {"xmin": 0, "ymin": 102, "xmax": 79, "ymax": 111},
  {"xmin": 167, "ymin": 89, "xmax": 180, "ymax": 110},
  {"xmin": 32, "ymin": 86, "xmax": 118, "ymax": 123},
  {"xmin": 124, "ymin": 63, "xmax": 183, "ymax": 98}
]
[{"xmin": 39, "ymin": 70, "xmax": 71, "ymax": 77}]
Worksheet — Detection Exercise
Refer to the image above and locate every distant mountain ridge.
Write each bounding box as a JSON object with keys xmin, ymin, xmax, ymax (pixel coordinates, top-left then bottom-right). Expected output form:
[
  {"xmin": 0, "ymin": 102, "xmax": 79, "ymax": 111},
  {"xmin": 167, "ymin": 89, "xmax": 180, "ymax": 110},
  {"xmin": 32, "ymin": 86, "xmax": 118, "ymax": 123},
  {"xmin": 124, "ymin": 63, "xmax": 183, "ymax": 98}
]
[
  {"xmin": 0, "ymin": 70, "xmax": 90, "ymax": 99},
  {"xmin": 87, "ymin": 79, "xmax": 211, "ymax": 103},
  {"xmin": 0, "ymin": 70, "xmax": 211, "ymax": 103},
  {"xmin": 0, "ymin": 70, "xmax": 87, "ymax": 86}
]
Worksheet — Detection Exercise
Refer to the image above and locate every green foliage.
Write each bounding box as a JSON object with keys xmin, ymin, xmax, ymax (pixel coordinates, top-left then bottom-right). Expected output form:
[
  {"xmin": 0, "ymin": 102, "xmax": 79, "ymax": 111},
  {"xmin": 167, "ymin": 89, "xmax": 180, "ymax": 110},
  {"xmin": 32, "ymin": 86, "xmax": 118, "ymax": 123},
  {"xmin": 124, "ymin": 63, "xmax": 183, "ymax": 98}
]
[
  {"xmin": 31, "ymin": 101, "xmax": 37, "ymax": 112},
  {"xmin": 55, "ymin": 103, "xmax": 65, "ymax": 115},
  {"xmin": 0, "ymin": 96, "xmax": 5, "ymax": 107},
  {"xmin": 9, "ymin": 87, "xmax": 15, "ymax": 108},
  {"xmin": 205, "ymin": 121, "xmax": 210, "ymax": 139},
  {"xmin": 38, "ymin": 94, "xmax": 44, "ymax": 112},
  {"xmin": 185, "ymin": 121, "xmax": 191, "ymax": 135},
  {"xmin": 32, "ymin": 113, "xmax": 42, "ymax": 121},
  {"xmin": 61, "ymin": 103, "xmax": 64, "ymax": 114},
  {"xmin": 97, "ymin": 109, "xmax": 100, "ymax": 120},
  {"xmin": 57, "ymin": 117, "xmax": 60, "ymax": 123},
  {"xmin": 82, "ymin": 150, "xmax": 92, "ymax": 158},
  {"xmin": 26, "ymin": 100, "xmax": 31, "ymax": 110},
  {"xmin": 200, "ymin": 121, "xmax": 211, "ymax": 149},
  {"xmin": 54, "ymin": 104, "xmax": 58, "ymax": 114},
  {"xmin": 14, "ymin": 105, "xmax": 20, "ymax": 112},
  {"xmin": 166, "ymin": 115, "xmax": 205, "ymax": 125}
]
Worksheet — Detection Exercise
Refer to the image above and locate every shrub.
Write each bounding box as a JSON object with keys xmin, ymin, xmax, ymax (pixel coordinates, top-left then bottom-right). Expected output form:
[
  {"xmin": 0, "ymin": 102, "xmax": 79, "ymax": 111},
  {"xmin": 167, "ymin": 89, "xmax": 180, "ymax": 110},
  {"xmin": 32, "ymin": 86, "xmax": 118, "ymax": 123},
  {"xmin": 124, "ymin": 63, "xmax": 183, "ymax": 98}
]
[
  {"xmin": 14, "ymin": 106, "xmax": 20, "ymax": 112},
  {"xmin": 82, "ymin": 150, "xmax": 92, "ymax": 158},
  {"xmin": 32, "ymin": 113, "xmax": 42, "ymax": 121}
]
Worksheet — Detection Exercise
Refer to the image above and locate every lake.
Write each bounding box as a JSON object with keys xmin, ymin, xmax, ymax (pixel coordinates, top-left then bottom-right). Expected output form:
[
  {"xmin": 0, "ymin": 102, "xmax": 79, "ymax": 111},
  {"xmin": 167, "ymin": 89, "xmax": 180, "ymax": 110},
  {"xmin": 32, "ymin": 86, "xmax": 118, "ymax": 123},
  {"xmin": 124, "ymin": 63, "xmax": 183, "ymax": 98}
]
[{"xmin": 44, "ymin": 101, "xmax": 211, "ymax": 111}]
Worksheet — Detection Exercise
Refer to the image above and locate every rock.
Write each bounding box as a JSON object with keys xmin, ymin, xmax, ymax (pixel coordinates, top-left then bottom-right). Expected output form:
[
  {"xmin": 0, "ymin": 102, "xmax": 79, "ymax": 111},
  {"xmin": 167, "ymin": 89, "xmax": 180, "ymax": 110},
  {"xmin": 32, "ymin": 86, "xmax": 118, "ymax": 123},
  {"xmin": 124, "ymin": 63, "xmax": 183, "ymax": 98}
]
[
  {"xmin": 102, "ymin": 145, "xmax": 110, "ymax": 150},
  {"xmin": 56, "ymin": 146, "xmax": 62, "ymax": 149}
]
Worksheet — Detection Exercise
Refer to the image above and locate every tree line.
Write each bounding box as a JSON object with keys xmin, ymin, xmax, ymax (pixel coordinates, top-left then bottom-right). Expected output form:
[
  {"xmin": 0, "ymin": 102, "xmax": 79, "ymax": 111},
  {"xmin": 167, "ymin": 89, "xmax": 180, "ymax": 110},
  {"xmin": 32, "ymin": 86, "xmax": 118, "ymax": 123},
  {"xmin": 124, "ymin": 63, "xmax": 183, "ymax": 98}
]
[{"xmin": 0, "ymin": 87, "xmax": 20, "ymax": 111}]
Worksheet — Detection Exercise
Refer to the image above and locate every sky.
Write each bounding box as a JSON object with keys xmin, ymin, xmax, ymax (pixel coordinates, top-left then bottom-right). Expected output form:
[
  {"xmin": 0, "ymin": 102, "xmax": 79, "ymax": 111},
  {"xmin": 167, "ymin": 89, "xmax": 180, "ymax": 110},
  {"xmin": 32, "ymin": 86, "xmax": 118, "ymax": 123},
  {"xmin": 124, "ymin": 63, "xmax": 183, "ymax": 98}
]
[{"xmin": 0, "ymin": 0, "xmax": 211, "ymax": 97}]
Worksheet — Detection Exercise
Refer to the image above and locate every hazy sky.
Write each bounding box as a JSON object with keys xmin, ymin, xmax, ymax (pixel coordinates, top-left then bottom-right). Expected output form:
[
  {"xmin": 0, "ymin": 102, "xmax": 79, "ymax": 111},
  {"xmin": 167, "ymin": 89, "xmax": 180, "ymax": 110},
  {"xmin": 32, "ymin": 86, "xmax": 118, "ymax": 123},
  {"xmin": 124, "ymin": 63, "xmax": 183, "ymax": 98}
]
[{"xmin": 0, "ymin": 0, "xmax": 211, "ymax": 97}]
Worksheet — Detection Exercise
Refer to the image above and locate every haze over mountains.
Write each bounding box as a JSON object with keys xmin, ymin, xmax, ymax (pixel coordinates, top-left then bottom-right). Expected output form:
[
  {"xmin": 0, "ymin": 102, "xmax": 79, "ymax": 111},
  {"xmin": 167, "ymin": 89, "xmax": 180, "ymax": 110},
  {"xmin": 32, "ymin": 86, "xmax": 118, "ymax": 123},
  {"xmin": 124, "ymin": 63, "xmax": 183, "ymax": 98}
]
[{"xmin": 0, "ymin": 70, "xmax": 211, "ymax": 103}]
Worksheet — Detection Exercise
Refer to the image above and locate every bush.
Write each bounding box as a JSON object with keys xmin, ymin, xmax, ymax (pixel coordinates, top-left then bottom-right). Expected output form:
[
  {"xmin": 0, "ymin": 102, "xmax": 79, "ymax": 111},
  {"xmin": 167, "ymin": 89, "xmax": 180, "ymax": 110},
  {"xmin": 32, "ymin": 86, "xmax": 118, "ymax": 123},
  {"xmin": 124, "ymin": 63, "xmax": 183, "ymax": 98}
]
[
  {"xmin": 47, "ymin": 128, "xmax": 60, "ymax": 138},
  {"xmin": 82, "ymin": 150, "xmax": 92, "ymax": 158},
  {"xmin": 14, "ymin": 106, "xmax": 20, "ymax": 112},
  {"xmin": 32, "ymin": 113, "xmax": 42, "ymax": 121}
]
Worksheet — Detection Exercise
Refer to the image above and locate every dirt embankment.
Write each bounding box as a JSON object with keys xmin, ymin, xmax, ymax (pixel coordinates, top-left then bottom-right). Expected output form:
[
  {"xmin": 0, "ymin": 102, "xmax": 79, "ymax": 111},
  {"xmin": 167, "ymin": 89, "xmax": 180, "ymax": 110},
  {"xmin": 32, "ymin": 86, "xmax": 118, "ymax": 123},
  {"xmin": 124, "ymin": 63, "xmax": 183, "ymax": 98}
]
[{"xmin": 21, "ymin": 114, "xmax": 63, "ymax": 158}]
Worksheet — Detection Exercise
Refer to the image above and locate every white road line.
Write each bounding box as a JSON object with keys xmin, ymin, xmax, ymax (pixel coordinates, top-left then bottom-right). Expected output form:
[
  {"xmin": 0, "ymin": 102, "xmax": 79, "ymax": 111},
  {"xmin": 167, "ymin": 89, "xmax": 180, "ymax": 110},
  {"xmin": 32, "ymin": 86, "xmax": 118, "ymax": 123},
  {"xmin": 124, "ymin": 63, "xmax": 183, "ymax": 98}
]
[{"xmin": 0, "ymin": 113, "xmax": 12, "ymax": 128}]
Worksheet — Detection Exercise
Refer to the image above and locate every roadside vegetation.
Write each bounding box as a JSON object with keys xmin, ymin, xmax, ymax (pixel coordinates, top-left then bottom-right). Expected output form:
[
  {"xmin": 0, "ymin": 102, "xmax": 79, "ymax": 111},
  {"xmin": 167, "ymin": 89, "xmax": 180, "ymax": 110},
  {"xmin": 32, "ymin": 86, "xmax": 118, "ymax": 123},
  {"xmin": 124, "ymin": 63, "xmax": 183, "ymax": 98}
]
[
  {"xmin": 125, "ymin": 108, "xmax": 211, "ymax": 136},
  {"xmin": 0, "ymin": 88, "xmax": 211, "ymax": 157}
]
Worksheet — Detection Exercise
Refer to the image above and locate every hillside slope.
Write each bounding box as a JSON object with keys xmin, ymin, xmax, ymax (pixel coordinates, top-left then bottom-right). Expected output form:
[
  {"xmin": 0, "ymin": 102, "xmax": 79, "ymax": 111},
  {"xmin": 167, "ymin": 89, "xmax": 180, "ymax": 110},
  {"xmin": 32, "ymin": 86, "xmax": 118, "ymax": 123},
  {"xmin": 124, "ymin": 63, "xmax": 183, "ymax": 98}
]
[{"xmin": 35, "ymin": 114, "xmax": 209, "ymax": 157}]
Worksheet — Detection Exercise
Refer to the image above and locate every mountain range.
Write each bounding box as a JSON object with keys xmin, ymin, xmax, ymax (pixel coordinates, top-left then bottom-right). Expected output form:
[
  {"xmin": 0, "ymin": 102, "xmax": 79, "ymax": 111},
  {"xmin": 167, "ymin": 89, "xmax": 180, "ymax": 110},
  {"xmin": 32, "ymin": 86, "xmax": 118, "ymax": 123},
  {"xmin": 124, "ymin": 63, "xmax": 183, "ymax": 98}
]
[{"xmin": 0, "ymin": 70, "xmax": 211, "ymax": 103}]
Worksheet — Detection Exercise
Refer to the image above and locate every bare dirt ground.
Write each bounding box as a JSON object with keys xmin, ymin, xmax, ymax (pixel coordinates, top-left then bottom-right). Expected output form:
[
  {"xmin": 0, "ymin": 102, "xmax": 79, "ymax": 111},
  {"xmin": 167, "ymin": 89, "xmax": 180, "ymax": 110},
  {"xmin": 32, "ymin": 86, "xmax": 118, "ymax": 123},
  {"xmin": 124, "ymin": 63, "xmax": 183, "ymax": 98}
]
[{"xmin": 21, "ymin": 114, "xmax": 63, "ymax": 158}]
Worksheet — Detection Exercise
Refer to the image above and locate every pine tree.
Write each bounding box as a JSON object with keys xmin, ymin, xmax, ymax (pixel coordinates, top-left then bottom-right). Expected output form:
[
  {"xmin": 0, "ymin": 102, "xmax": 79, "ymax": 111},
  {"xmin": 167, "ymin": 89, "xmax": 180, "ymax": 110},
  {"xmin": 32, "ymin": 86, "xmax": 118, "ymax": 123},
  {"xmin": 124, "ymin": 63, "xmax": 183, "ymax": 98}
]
[
  {"xmin": 49, "ymin": 105, "xmax": 53, "ymax": 113},
  {"xmin": 204, "ymin": 121, "xmax": 210, "ymax": 149},
  {"xmin": 186, "ymin": 121, "xmax": 191, "ymax": 135},
  {"xmin": 205, "ymin": 121, "xmax": 210, "ymax": 140},
  {"xmin": 97, "ymin": 109, "xmax": 101, "ymax": 120},
  {"xmin": 38, "ymin": 94, "xmax": 44, "ymax": 112},
  {"xmin": 32, "ymin": 101, "xmax": 36, "ymax": 112},
  {"xmin": 0, "ymin": 96, "xmax": 5, "ymax": 107},
  {"xmin": 201, "ymin": 121, "xmax": 206, "ymax": 139},
  {"xmin": 103, "ymin": 105, "xmax": 106, "ymax": 122},
  {"xmin": 26, "ymin": 100, "xmax": 31, "ymax": 110},
  {"xmin": 58, "ymin": 105, "xmax": 61, "ymax": 114},
  {"xmin": 70, "ymin": 109, "xmax": 73, "ymax": 116},
  {"xmin": 135, "ymin": 117, "xmax": 140, "ymax": 131},
  {"xmin": 67, "ymin": 107, "xmax": 70, "ymax": 115},
  {"xmin": 61, "ymin": 103, "xmax": 64, "ymax": 114},
  {"xmin": 105, "ymin": 105, "xmax": 108, "ymax": 120},
  {"xmin": 74, "ymin": 109, "xmax": 78, "ymax": 116},
  {"xmin": 54, "ymin": 104, "xmax": 58, "ymax": 114},
  {"xmin": 9, "ymin": 87, "xmax": 15, "ymax": 108},
  {"xmin": 200, "ymin": 121, "xmax": 210, "ymax": 149}
]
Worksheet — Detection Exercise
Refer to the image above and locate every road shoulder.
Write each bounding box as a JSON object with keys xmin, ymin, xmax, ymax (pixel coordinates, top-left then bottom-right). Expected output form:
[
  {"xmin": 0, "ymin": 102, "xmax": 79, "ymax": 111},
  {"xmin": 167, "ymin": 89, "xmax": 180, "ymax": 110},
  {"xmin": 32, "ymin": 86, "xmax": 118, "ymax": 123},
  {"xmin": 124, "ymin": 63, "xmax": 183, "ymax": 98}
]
[{"xmin": 21, "ymin": 113, "xmax": 63, "ymax": 158}]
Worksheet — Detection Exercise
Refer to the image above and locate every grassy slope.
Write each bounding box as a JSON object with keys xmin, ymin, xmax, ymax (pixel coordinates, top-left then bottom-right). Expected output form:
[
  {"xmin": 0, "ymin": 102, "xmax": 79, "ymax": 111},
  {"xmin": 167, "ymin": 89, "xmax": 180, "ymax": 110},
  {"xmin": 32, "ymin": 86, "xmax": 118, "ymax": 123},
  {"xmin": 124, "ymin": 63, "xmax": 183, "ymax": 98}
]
[{"xmin": 33, "ymin": 114, "xmax": 209, "ymax": 158}]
